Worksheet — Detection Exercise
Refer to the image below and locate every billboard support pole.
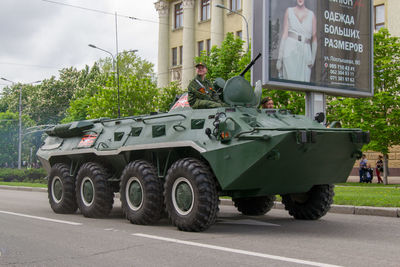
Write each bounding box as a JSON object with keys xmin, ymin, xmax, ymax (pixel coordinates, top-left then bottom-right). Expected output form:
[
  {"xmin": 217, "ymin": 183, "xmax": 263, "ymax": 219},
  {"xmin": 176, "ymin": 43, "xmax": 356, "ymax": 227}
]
[{"xmin": 305, "ymin": 92, "xmax": 326, "ymax": 123}]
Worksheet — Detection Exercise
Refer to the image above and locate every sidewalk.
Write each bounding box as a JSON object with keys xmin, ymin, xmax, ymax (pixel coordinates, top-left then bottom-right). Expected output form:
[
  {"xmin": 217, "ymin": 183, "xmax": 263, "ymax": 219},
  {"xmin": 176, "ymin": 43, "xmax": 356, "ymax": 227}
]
[{"xmin": 347, "ymin": 176, "xmax": 400, "ymax": 184}]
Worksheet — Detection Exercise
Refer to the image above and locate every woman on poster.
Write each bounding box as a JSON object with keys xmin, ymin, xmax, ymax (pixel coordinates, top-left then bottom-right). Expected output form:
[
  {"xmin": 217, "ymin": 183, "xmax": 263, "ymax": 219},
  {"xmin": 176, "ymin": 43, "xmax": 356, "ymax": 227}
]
[{"xmin": 276, "ymin": 0, "xmax": 317, "ymax": 82}]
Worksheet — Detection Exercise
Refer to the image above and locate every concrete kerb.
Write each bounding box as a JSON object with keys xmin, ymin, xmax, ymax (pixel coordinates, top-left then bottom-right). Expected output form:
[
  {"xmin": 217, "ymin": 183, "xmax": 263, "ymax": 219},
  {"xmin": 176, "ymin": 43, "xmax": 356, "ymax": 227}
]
[
  {"xmin": 0, "ymin": 185, "xmax": 47, "ymax": 193},
  {"xmin": 220, "ymin": 197, "xmax": 399, "ymax": 218},
  {"xmin": 1, "ymin": 186, "xmax": 398, "ymax": 218}
]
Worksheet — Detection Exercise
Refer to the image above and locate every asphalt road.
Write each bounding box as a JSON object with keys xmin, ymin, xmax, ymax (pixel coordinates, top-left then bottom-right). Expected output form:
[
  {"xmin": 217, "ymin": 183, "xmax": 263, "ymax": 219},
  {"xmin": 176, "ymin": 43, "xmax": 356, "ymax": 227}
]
[{"xmin": 0, "ymin": 189, "xmax": 399, "ymax": 267}]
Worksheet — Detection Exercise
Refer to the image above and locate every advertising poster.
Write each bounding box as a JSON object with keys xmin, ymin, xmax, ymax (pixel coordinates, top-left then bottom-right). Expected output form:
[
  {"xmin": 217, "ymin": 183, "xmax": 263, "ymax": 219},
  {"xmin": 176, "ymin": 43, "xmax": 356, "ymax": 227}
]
[{"xmin": 262, "ymin": 0, "xmax": 373, "ymax": 97}]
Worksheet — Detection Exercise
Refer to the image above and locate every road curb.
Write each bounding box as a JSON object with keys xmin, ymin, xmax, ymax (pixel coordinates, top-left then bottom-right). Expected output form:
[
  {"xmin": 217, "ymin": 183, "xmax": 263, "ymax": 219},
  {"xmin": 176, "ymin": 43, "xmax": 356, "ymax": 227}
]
[
  {"xmin": 1, "ymin": 186, "xmax": 399, "ymax": 218},
  {"xmin": 220, "ymin": 198, "xmax": 399, "ymax": 218},
  {"xmin": 0, "ymin": 185, "xmax": 47, "ymax": 193}
]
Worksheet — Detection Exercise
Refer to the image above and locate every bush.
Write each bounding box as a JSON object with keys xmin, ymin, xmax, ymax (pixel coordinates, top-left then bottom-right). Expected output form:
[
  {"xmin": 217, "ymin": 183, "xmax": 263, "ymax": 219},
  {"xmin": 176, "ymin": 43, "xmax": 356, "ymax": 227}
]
[{"xmin": 0, "ymin": 168, "xmax": 47, "ymax": 182}]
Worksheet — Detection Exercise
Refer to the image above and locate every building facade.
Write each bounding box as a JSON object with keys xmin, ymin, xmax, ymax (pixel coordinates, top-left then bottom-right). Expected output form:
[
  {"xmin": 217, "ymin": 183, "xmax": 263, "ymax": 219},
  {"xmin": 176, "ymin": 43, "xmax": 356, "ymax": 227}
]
[
  {"xmin": 373, "ymin": 0, "xmax": 400, "ymax": 35},
  {"xmin": 154, "ymin": 0, "xmax": 252, "ymax": 88}
]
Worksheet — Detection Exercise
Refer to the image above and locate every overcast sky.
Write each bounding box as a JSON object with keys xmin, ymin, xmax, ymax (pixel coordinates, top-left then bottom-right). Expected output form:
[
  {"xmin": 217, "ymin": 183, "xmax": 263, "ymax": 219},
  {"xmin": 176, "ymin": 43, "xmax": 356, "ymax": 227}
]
[{"xmin": 0, "ymin": 0, "xmax": 158, "ymax": 91}]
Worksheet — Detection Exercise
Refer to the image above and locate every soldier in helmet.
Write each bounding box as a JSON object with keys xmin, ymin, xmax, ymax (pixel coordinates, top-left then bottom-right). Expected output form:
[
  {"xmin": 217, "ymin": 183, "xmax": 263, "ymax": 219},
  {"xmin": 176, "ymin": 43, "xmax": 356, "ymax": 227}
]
[{"xmin": 187, "ymin": 62, "xmax": 225, "ymax": 109}]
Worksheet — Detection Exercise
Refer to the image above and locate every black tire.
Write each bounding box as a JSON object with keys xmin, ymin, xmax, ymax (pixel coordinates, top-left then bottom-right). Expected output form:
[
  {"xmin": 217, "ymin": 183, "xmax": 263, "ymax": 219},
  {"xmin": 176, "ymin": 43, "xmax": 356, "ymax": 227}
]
[
  {"xmin": 48, "ymin": 163, "xmax": 78, "ymax": 214},
  {"xmin": 233, "ymin": 195, "xmax": 276, "ymax": 216},
  {"xmin": 76, "ymin": 162, "xmax": 114, "ymax": 218},
  {"xmin": 164, "ymin": 158, "xmax": 218, "ymax": 232},
  {"xmin": 281, "ymin": 184, "xmax": 334, "ymax": 220},
  {"xmin": 120, "ymin": 160, "xmax": 164, "ymax": 225}
]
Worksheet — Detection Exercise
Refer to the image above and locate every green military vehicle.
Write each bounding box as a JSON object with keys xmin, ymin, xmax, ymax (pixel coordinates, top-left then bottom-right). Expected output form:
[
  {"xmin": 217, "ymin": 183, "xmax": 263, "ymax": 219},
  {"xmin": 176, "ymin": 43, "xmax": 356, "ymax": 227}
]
[{"xmin": 37, "ymin": 58, "xmax": 368, "ymax": 232}]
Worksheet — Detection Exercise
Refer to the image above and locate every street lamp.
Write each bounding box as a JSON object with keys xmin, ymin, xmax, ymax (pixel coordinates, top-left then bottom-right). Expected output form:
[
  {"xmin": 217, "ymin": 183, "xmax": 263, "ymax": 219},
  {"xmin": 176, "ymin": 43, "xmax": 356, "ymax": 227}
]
[
  {"xmin": 215, "ymin": 4, "xmax": 250, "ymax": 53},
  {"xmin": 0, "ymin": 77, "xmax": 41, "ymax": 169},
  {"xmin": 88, "ymin": 44, "xmax": 138, "ymax": 118}
]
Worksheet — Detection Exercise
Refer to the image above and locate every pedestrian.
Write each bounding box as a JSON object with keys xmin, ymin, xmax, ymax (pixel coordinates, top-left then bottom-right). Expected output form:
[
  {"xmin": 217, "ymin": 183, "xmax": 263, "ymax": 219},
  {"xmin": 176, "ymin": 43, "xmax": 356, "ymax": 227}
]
[
  {"xmin": 359, "ymin": 154, "xmax": 367, "ymax": 183},
  {"xmin": 187, "ymin": 62, "xmax": 225, "ymax": 109},
  {"xmin": 375, "ymin": 155, "xmax": 384, "ymax": 184}
]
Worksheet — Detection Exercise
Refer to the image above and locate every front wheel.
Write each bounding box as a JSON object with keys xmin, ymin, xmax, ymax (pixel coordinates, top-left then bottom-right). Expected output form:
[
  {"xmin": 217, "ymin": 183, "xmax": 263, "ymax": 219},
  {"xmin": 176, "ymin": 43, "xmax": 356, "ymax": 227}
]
[
  {"xmin": 164, "ymin": 158, "xmax": 219, "ymax": 232},
  {"xmin": 281, "ymin": 184, "xmax": 334, "ymax": 220},
  {"xmin": 76, "ymin": 162, "xmax": 114, "ymax": 218}
]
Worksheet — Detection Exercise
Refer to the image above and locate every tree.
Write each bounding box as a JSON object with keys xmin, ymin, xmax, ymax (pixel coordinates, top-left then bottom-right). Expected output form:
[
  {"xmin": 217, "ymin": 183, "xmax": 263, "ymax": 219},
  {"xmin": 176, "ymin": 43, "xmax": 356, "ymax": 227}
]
[
  {"xmin": 64, "ymin": 51, "xmax": 178, "ymax": 120},
  {"xmin": 0, "ymin": 111, "xmax": 36, "ymax": 167},
  {"xmin": 195, "ymin": 32, "xmax": 251, "ymax": 81},
  {"xmin": 87, "ymin": 75, "xmax": 158, "ymax": 118},
  {"xmin": 0, "ymin": 65, "xmax": 103, "ymax": 125},
  {"xmin": 327, "ymin": 28, "xmax": 400, "ymax": 184},
  {"xmin": 98, "ymin": 51, "xmax": 154, "ymax": 79}
]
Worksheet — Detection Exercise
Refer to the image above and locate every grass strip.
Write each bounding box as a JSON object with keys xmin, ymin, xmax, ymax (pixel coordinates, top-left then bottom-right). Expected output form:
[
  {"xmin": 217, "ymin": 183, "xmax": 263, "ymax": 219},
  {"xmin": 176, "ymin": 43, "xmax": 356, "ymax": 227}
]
[{"xmin": 333, "ymin": 186, "xmax": 400, "ymax": 207}]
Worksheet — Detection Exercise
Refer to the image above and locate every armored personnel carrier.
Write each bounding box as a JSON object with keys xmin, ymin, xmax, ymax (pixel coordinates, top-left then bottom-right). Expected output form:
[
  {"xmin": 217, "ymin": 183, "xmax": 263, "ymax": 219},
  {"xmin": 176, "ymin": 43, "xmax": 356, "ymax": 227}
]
[{"xmin": 37, "ymin": 57, "xmax": 368, "ymax": 232}]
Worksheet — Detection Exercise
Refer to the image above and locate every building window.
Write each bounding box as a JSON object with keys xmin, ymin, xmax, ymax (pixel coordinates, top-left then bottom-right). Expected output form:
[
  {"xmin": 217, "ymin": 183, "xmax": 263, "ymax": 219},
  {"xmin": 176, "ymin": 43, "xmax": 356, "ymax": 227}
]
[
  {"xmin": 236, "ymin": 31, "xmax": 242, "ymax": 39},
  {"xmin": 230, "ymin": 0, "xmax": 241, "ymax": 11},
  {"xmin": 179, "ymin": 46, "xmax": 183, "ymax": 65},
  {"xmin": 198, "ymin": 41, "xmax": 204, "ymax": 57},
  {"xmin": 172, "ymin": 47, "xmax": 178, "ymax": 66},
  {"xmin": 374, "ymin": 4, "xmax": 385, "ymax": 30},
  {"xmin": 206, "ymin": 39, "xmax": 211, "ymax": 54},
  {"xmin": 200, "ymin": 0, "xmax": 210, "ymax": 21},
  {"xmin": 175, "ymin": 3, "xmax": 183, "ymax": 29}
]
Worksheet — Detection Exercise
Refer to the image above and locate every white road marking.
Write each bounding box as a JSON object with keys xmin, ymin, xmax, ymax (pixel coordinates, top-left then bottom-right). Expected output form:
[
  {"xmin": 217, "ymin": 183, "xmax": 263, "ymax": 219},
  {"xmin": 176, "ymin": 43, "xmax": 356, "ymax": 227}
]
[
  {"xmin": 0, "ymin": 210, "xmax": 82, "ymax": 226},
  {"xmin": 218, "ymin": 219, "xmax": 280, "ymax": 227},
  {"xmin": 133, "ymin": 233, "xmax": 342, "ymax": 267}
]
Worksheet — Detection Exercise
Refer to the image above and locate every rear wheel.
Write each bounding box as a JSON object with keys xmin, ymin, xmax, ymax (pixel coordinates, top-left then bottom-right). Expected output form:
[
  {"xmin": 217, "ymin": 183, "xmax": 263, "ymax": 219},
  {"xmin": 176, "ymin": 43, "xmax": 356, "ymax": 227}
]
[
  {"xmin": 281, "ymin": 184, "xmax": 334, "ymax": 220},
  {"xmin": 233, "ymin": 195, "xmax": 276, "ymax": 216},
  {"xmin": 164, "ymin": 158, "xmax": 218, "ymax": 232},
  {"xmin": 76, "ymin": 162, "xmax": 114, "ymax": 218},
  {"xmin": 120, "ymin": 160, "xmax": 164, "ymax": 225},
  {"xmin": 48, "ymin": 163, "xmax": 77, "ymax": 214}
]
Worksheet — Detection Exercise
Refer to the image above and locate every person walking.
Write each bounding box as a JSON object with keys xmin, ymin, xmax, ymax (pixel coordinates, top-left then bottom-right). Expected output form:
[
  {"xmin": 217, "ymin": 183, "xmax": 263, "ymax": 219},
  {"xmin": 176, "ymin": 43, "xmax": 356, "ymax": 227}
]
[{"xmin": 375, "ymin": 155, "xmax": 384, "ymax": 184}]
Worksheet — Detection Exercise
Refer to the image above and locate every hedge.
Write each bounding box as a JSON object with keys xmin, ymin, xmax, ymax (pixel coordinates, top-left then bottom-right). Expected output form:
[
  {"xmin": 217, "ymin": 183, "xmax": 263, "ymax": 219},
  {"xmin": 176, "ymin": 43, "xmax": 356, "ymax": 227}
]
[{"xmin": 0, "ymin": 168, "xmax": 47, "ymax": 182}]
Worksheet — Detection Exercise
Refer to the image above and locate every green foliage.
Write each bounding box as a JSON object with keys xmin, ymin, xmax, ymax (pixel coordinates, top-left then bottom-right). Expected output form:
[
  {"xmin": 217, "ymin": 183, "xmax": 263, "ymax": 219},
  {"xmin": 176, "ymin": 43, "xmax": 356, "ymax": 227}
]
[
  {"xmin": 263, "ymin": 90, "xmax": 306, "ymax": 115},
  {"xmin": 195, "ymin": 33, "xmax": 251, "ymax": 81},
  {"xmin": 156, "ymin": 82, "xmax": 185, "ymax": 112},
  {"xmin": 0, "ymin": 168, "xmax": 46, "ymax": 182},
  {"xmin": 99, "ymin": 51, "xmax": 154, "ymax": 79},
  {"xmin": 87, "ymin": 75, "xmax": 159, "ymax": 118},
  {"xmin": 0, "ymin": 111, "xmax": 36, "ymax": 167},
  {"xmin": 327, "ymin": 28, "xmax": 400, "ymax": 155},
  {"xmin": 64, "ymin": 51, "xmax": 167, "ymax": 120}
]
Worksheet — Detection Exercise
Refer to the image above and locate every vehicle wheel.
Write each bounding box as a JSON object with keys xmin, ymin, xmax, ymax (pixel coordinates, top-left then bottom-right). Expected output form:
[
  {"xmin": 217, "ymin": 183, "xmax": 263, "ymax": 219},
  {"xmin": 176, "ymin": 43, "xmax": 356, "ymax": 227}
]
[
  {"xmin": 233, "ymin": 195, "xmax": 276, "ymax": 216},
  {"xmin": 76, "ymin": 162, "xmax": 114, "ymax": 218},
  {"xmin": 281, "ymin": 184, "xmax": 334, "ymax": 220},
  {"xmin": 120, "ymin": 160, "xmax": 164, "ymax": 225},
  {"xmin": 48, "ymin": 163, "xmax": 78, "ymax": 214},
  {"xmin": 164, "ymin": 158, "xmax": 219, "ymax": 232}
]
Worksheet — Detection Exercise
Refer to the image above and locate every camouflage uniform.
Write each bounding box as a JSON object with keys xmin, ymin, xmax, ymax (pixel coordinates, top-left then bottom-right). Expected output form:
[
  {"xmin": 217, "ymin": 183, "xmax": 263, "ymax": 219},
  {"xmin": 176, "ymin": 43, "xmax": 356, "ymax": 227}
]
[{"xmin": 187, "ymin": 75, "xmax": 225, "ymax": 109}]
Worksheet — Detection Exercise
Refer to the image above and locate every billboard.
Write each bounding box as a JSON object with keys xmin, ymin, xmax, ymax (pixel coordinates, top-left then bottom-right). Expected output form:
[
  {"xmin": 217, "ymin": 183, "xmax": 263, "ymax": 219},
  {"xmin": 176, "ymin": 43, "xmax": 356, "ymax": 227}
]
[{"xmin": 254, "ymin": 0, "xmax": 373, "ymax": 97}]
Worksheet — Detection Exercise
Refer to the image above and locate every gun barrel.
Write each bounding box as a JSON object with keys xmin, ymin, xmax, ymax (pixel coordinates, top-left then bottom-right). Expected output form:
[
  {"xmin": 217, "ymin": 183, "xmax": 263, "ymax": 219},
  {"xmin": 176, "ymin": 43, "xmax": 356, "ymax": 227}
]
[{"xmin": 240, "ymin": 53, "xmax": 261, "ymax": 77}]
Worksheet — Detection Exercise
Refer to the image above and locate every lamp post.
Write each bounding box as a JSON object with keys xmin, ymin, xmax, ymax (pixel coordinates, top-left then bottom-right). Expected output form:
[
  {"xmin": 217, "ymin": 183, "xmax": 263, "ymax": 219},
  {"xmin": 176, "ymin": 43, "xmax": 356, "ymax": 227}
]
[
  {"xmin": 1, "ymin": 77, "xmax": 41, "ymax": 169},
  {"xmin": 88, "ymin": 44, "xmax": 138, "ymax": 118},
  {"xmin": 215, "ymin": 4, "xmax": 250, "ymax": 53}
]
